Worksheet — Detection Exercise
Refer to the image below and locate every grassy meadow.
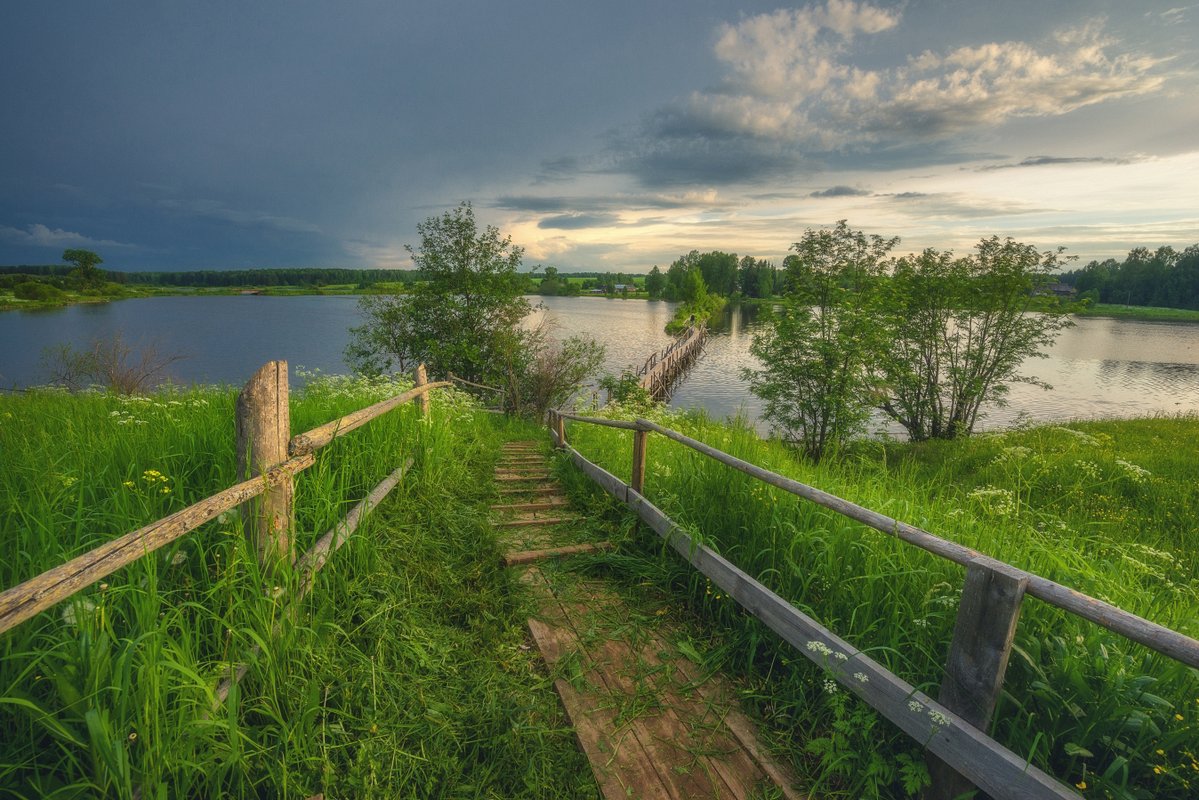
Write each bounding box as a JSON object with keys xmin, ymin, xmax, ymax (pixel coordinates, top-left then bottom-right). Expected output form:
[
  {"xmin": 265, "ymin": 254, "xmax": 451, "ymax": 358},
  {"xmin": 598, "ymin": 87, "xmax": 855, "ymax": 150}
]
[
  {"xmin": 2, "ymin": 374, "xmax": 1197, "ymax": 799},
  {"xmin": 0, "ymin": 379, "xmax": 595, "ymax": 798},
  {"xmin": 559, "ymin": 404, "xmax": 1198, "ymax": 799}
]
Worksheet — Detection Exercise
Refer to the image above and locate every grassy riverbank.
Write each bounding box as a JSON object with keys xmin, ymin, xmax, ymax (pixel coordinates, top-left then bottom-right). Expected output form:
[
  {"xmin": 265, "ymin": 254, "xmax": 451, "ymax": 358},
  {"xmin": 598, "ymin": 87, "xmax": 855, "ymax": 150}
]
[
  {"xmin": 4, "ymin": 378, "xmax": 1197, "ymax": 798},
  {"xmin": 0, "ymin": 381, "xmax": 593, "ymax": 798},
  {"xmin": 1073, "ymin": 303, "xmax": 1199, "ymax": 323},
  {"xmin": 562, "ymin": 405, "xmax": 1198, "ymax": 798}
]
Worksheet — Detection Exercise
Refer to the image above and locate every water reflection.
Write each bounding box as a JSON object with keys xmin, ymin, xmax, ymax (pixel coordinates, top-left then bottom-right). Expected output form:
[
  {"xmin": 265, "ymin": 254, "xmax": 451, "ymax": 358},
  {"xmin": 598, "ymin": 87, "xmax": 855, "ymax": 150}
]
[{"xmin": 1, "ymin": 296, "xmax": 1196, "ymax": 433}]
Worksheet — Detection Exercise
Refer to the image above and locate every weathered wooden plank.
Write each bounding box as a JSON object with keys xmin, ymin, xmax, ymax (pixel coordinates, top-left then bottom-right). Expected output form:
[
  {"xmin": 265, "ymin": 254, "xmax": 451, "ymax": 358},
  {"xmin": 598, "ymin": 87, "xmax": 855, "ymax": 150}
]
[
  {"xmin": 0, "ymin": 454, "xmax": 314, "ymax": 636},
  {"xmin": 496, "ymin": 484, "xmax": 562, "ymax": 495},
  {"xmin": 927, "ymin": 559, "xmax": 1028, "ymax": 800},
  {"xmin": 495, "ymin": 516, "xmax": 580, "ymax": 529},
  {"xmin": 527, "ymin": 588, "xmax": 675, "ymax": 800},
  {"xmin": 631, "ymin": 429, "xmax": 648, "ymax": 495},
  {"xmin": 289, "ymin": 380, "xmax": 451, "ymax": 455},
  {"xmin": 490, "ymin": 500, "xmax": 569, "ymax": 513},
  {"xmin": 633, "ymin": 419, "xmax": 1199, "ymax": 671},
  {"xmin": 502, "ymin": 542, "xmax": 613, "ymax": 566},
  {"xmin": 565, "ymin": 448, "xmax": 629, "ymax": 503},
  {"xmin": 495, "ymin": 473, "xmax": 551, "ymax": 482},
  {"xmin": 236, "ymin": 360, "xmax": 293, "ymax": 564},
  {"xmin": 556, "ymin": 412, "xmax": 646, "ymax": 431},
  {"xmin": 414, "ymin": 363, "xmax": 430, "ymax": 417}
]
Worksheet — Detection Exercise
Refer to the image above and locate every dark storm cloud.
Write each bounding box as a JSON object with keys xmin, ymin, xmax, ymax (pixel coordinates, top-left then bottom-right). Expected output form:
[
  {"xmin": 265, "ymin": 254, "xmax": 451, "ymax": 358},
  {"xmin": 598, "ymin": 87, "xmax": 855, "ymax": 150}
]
[
  {"xmin": 976, "ymin": 155, "xmax": 1134, "ymax": 171},
  {"xmin": 810, "ymin": 186, "xmax": 871, "ymax": 198},
  {"xmin": 538, "ymin": 213, "xmax": 621, "ymax": 230}
]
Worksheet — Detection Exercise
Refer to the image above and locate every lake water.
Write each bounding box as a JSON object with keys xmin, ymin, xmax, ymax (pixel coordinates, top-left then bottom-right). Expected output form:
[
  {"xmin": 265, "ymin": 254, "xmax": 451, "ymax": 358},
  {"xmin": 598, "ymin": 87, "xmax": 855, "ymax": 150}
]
[{"xmin": 2, "ymin": 295, "xmax": 1197, "ymax": 432}]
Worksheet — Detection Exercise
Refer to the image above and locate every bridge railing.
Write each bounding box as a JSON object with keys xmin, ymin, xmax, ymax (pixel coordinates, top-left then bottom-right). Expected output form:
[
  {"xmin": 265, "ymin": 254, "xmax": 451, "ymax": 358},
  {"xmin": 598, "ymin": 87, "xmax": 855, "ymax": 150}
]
[{"xmin": 546, "ymin": 410, "xmax": 1199, "ymax": 800}]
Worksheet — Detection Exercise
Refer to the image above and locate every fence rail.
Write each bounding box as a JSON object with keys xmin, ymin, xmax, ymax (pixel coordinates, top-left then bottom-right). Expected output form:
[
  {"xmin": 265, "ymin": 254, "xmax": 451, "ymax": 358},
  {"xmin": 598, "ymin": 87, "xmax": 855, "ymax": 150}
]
[
  {"xmin": 547, "ymin": 410, "xmax": 1199, "ymax": 800},
  {"xmin": 0, "ymin": 362, "xmax": 450, "ymax": 638}
]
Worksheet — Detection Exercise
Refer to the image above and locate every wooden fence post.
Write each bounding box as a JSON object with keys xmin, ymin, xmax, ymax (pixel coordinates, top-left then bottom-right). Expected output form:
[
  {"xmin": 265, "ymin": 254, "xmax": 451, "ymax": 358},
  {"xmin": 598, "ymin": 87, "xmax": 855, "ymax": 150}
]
[
  {"xmin": 631, "ymin": 428, "xmax": 648, "ymax": 494},
  {"xmin": 414, "ymin": 363, "xmax": 430, "ymax": 417},
  {"xmin": 552, "ymin": 410, "xmax": 566, "ymax": 447},
  {"xmin": 925, "ymin": 559, "xmax": 1029, "ymax": 800},
  {"xmin": 236, "ymin": 360, "xmax": 293, "ymax": 566}
]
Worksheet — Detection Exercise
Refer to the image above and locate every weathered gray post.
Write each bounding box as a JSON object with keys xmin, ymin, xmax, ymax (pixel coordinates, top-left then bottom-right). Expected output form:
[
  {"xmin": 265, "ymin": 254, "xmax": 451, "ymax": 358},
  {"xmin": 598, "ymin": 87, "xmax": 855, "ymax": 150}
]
[
  {"xmin": 236, "ymin": 360, "xmax": 293, "ymax": 565},
  {"xmin": 414, "ymin": 363, "xmax": 430, "ymax": 417},
  {"xmin": 925, "ymin": 558, "xmax": 1029, "ymax": 800},
  {"xmin": 631, "ymin": 427, "xmax": 648, "ymax": 495}
]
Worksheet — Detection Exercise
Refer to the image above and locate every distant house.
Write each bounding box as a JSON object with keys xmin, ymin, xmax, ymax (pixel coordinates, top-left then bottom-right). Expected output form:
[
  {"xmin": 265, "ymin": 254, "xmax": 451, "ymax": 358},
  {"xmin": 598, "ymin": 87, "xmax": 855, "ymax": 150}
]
[{"xmin": 1040, "ymin": 282, "xmax": 1077, "ymax": 298}]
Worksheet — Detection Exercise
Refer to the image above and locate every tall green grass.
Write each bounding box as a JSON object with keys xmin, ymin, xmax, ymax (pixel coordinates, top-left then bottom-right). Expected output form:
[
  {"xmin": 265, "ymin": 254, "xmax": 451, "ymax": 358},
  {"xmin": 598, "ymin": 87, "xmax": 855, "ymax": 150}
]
[
  {"xmin": 1, "ymin": 378, "xmax": 592, "ymax": 798},
  {"xmin": 559, "ymin": 404, "xmax": 1199, "ymax": 799}
]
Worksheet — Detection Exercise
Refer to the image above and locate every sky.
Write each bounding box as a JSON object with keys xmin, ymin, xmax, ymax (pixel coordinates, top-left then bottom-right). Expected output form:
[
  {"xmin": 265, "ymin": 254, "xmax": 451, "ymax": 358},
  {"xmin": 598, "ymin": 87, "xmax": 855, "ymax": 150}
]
[{"xmin": 1, "ymin": 1, "xmax": 1196, "ymax": 273}]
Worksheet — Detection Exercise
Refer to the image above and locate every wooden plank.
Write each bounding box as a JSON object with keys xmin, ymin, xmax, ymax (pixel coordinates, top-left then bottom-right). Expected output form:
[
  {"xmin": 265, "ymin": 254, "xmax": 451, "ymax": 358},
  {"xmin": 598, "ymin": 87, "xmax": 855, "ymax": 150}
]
[
  {"xmin": 490, "ymin": 500, "xmax": 569, "ymax": 513},
  {"xmin": 236, "ymin": 360, "xmax": 293, "ymax": 564},
  {"xmin": 495, "ymin": 516, "xmax": 580, "ymax": 528},
  {"xmin": 289, "ymin": 380, "xmax": 451, "ymax": 455},
  {"xmin": 496, "ymin": 484, "xmax": 561, "ymax": 495},
  {"xmin": 528, "ymin": 588, "xmax": 675, "ymax": 800},
  {"xmin": 502, "ymin": 542, "xmax": 613, "ymax": 566},
  {"xmin": 495, "ymin": 473, "xmax": 551, "ymax": 482},
  {"xmin": 927, "ymin": 559, "xmax": 1028, "ymax": 800},
  {"xmin": 634, "ymin": 419, "xmax": 1199, "ymax": 671},
  {"xmin": 0, "ymin": 453, "xmax": 314, "ymax": 636}
]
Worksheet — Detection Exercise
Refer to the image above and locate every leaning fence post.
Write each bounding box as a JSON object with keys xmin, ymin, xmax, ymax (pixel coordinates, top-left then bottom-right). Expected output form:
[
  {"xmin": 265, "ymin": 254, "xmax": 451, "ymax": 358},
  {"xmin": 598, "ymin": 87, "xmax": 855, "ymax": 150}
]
[
  {"xmin": 631, "ymin": 426, "xmax": 648, "ymax": 495},
  {"xmin": 414, "ymin": 363, "xmax": 430, "ymax": 417},
  {"xmin": 925, "ymin": 558, "xmax": 1029, "ymax": 800},
  {"xmin": 236, "ymin": 360, "xmax": 293, "ymax": 566}
]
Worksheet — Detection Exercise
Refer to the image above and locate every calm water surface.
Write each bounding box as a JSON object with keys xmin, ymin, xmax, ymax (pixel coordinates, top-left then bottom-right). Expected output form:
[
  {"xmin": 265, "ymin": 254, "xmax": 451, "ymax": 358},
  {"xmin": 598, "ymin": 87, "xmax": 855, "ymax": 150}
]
[{"xmin": 2, "ymin": 295, "xmax": 1197, "ymax": 432}]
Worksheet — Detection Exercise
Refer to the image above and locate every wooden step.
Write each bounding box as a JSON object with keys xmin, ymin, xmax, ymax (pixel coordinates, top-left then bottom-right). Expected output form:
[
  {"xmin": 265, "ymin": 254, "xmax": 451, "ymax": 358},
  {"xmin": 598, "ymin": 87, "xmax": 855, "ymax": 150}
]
[
  {"xmin": 495, "ymin": 516, "xmax": 580, "ymax": 528},
  {"xmin": 495, "ymin": 473, "xmax": 551, "ymax": 482},
  {"xmin": 502, "ymin": 542, "xmax": 613, "ymax": 566},
  {"xmin": 496, "ymin": 484, "xmax": 561, "ymax": 495},
  {"xmin": 491, "ymin": 500, "xmax": 569, "ymax": 513}
]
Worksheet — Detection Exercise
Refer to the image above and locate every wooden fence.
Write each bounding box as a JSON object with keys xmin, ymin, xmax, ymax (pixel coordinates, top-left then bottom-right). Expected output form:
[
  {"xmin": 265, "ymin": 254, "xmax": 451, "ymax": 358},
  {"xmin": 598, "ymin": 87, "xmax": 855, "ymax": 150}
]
[
  {"xmin": 546, "ymin": 410, "xmax": 1199, "ymax": 800},
  {"xmin": 0, "ymin": 361, "xmax": 452, "ymax": 697},
  {"xmin": 635, "ymin": 323, "xmax": 706, "ymax": 401}
]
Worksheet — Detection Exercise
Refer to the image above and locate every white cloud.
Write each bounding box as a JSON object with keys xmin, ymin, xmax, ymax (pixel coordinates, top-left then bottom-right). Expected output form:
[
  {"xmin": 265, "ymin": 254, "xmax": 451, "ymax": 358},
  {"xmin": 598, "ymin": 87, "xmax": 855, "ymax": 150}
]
[
  {"xmin": 691, "ymin": 4, "xmax": 1170, "ymax": 149},
  {"xmin": 0, "ymin": 223, "xmax": 138, "ymax": 250}
]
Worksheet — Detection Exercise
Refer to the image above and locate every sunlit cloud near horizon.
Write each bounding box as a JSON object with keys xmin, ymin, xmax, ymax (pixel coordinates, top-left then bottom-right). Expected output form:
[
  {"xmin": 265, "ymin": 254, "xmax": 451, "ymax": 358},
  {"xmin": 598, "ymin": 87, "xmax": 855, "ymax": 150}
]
[{"xmin": 1, "ymin": 1, "xmax": 1196, "ymax": 271}]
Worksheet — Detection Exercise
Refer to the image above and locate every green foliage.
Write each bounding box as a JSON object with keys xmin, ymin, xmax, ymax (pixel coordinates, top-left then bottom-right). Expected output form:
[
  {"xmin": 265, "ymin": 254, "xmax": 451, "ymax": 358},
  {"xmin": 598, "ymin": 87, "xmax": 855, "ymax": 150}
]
[
  {"xmin": 501, "ymin": 324, "xmax": 606, "ymax": 417},
  {"xmin": 645, "ymin": 265, "xmax": 666, "ymax": 299},
  {"xmin": 62, "ymin": 249, "xmax": 104, "ymax": 287},
  {"xmin": 874, "ymin": 239, "xmax": 1074, "ymax": 440},
  {"xmin": 346, "ymin": 202, "xmax": 531, "ymax": 384},
  {"xmin": 12, "ymin": 280, "xmax": 66, "ymax": 301},
  {"xmin": 745, "ymin": 221, "xmax": 897, "ymax": 461},
  {"xmin": 563, "ymin": 409, "xmax": 1198, "ymax": 798},
  {"xmin": 1060, "ymin": 244, "xmax": 1199, "ymax": 310},
  {"xmin": 0, "ymin": 382, "xmax": 595, "ymax": 797}
]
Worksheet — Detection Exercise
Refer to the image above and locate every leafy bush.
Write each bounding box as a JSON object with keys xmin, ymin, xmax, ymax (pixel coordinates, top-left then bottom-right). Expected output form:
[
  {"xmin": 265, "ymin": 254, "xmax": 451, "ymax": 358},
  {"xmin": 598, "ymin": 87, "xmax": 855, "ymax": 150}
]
[{"xmin": 12, "ymin": 280, "xmax": 65, "ymax": 301}]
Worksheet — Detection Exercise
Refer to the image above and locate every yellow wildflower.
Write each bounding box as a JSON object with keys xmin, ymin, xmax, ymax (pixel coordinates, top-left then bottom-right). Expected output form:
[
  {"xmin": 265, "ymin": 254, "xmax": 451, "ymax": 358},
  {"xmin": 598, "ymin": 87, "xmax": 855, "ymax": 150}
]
[{"xmin": 1075, "ymin": 780, "xmax": 1086, "ymax": 790}]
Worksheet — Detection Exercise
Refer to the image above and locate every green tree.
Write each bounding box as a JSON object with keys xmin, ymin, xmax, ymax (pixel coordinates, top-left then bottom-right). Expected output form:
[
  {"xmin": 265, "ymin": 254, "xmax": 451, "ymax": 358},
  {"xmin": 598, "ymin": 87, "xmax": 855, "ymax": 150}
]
[
  {"xmin": 645, "ymin": 265, "xmax": 666, "ymax": 299},
  {"xmin": 346, "ymin": 202, "xmax": 530, "ymax": 385},
  {"xmin": 346, "ymin": 202, "xmax": 604, "ymax": 414},
  {"xmin": 62, "ymin": 249, "xmax": 103, "ymax": 286},
  {"xmin": 744, "ymin": 221, "xmax": 896, "ymax": 461},
  {"xmin": 874, "ymin": 238, "xmax": 1074, "ymax": 439}
]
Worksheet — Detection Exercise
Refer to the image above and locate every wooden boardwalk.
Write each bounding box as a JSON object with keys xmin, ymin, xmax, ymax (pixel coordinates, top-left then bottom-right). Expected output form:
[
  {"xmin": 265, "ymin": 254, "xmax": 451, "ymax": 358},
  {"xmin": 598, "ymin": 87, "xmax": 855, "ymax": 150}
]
[{"xmin": 491, "ymin": 441, "xmax": 804, "ymax": 800}]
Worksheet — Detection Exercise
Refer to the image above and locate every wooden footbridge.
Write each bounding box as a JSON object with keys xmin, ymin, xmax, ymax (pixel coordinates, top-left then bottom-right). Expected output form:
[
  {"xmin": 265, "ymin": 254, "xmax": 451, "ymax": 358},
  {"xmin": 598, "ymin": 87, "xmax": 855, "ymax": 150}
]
[{"xmin": 635, "ymin": 323, "xmax": 706, "ymax": 401}]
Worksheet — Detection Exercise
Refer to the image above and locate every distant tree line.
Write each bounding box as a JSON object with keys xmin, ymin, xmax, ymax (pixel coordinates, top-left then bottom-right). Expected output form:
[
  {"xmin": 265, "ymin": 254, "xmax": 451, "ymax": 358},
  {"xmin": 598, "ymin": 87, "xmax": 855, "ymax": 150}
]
[
  {"xmin": 0, "ymin": 265, "xmax": 424, "ymax": 288},
  {"xmin": 1059, "ymin": 244, "xmax": 1199, "ymax": 309},
  {"xmin": 646, "ymin": 251, "xmax": 779, "ymax": 301}
]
